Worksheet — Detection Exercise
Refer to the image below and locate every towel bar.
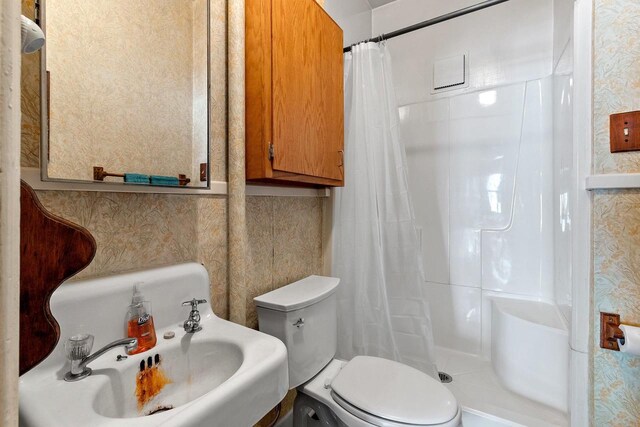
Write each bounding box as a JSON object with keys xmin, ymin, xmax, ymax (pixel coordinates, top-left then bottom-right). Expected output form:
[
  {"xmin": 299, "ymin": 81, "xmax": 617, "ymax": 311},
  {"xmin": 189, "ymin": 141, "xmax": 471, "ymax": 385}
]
[{"xmin": 93, "ymin": 167, "xmax": 191, "ymax": 186}]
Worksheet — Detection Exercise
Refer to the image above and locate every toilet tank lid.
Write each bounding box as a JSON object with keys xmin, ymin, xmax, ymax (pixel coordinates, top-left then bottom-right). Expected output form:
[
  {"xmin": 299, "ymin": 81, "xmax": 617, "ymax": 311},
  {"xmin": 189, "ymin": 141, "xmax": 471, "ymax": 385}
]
[{"xmin": 254, "ymin": 275, "xmax": 340, "ymax": 312}]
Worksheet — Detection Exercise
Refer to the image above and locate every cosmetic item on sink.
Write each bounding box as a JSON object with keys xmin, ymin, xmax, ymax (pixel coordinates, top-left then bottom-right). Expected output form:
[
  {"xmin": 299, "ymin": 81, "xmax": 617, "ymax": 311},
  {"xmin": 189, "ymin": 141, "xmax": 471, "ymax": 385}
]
[
  {"xmin": 150, "ymin": 175, "xmax": 180, "ymax": 186},
  {"xmin": 126, "ymin": 283, "xmax": 157, "ymax": 354},
  {"xmin": 124, "ymin": 173, "xmax": 150, "ymax": 184}
]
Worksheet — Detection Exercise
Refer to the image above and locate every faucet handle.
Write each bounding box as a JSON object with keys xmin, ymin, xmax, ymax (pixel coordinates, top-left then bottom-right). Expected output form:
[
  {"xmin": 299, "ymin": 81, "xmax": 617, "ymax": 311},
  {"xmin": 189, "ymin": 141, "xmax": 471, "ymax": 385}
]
[
  {"xmin": 182, "ymin": 298, "xmax": 207, "ymax": 310},
  {"xmin": 64, "ymin": 334, "xmax": 94, "ymax": 361}
]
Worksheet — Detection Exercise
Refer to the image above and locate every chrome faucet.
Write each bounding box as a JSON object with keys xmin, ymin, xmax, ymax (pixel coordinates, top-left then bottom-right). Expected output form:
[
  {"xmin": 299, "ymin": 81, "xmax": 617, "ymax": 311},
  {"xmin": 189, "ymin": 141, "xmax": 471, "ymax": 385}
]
[
  {"xmin": 64, "ymin": 335, "xmax": 138, "ymax": 382},
  {"xmin": 183, "ymin": 298, "xmax": 207, "ymax": 333}
]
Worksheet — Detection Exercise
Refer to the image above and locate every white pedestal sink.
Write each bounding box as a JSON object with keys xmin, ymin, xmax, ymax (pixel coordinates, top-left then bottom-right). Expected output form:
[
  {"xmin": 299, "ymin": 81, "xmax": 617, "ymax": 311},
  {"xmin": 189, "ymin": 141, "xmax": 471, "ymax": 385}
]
[{"xmin": 19, "ymin": 263, "xmax": 289, "ymax": 427}]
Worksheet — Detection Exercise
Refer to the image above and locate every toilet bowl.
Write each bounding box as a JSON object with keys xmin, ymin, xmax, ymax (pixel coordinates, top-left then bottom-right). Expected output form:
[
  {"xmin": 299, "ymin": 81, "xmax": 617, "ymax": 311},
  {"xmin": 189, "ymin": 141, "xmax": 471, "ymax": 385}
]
[{"xmin": 254, "ymin": 276, "xmax": 460, "ymax": 427}]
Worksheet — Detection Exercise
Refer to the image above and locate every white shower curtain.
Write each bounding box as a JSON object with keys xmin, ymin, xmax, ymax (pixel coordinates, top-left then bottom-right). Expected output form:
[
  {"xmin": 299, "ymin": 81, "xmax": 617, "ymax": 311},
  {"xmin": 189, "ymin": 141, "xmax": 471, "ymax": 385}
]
[{"xmin": 332, "ymin": 42, "xmax": 438, "ymax": 378}]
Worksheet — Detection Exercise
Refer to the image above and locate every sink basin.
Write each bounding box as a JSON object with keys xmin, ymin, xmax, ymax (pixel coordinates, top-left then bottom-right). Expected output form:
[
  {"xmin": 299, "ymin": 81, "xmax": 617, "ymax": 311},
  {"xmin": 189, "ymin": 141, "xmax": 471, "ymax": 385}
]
[
  {"xmin": 94, "ymin": 340, "xmax": 243, "ymax": 418},
  {"xmin": 19, "ymin": 263, "xmax": 289, "ymax": 427}
]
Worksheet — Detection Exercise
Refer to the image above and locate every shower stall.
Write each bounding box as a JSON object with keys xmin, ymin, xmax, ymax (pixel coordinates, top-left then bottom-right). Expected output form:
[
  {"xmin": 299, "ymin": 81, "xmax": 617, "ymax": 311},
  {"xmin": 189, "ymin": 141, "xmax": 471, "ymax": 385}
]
[
  {"xmin": 388, "ymin": 0, "xmax": 575, "ymax": 425},
  {"xmin": 330, "ymin": 0, "xmax": 586, "ymax": 425}
]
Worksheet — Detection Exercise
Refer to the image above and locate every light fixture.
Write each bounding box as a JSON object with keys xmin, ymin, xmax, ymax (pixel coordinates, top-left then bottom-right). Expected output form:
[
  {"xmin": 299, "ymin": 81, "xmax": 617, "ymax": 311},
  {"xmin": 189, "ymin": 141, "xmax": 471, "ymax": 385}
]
[{"xmin": 21, "ymin": 15, "xmax": 45, "ymax": 54}]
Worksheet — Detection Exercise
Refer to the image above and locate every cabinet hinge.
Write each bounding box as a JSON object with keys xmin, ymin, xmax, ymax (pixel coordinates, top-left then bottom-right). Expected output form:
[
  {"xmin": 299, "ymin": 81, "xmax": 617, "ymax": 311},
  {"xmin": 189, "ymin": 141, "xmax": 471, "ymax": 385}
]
[
  {"xmin": 34, "ymin": 0, "xmax": 41, "ymax": 25},
  {"xmin": 268, "ymin": 143, "xmax": 274, "ymax": 160}
]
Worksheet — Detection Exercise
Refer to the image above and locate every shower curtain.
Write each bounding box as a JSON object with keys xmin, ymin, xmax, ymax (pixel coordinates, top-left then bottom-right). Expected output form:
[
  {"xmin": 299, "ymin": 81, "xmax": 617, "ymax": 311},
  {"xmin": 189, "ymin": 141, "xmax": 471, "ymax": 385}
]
[{"xmin": 332, "ymin": 42, "xmax": 438, "ymax": 378}]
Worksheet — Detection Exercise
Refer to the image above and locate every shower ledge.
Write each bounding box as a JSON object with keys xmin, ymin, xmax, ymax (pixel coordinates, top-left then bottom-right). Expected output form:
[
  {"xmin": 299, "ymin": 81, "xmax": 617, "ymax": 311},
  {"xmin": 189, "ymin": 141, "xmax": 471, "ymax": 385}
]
[{"xmin": 586, "ymin": 173, "xmax": 640, "ymax": 190}]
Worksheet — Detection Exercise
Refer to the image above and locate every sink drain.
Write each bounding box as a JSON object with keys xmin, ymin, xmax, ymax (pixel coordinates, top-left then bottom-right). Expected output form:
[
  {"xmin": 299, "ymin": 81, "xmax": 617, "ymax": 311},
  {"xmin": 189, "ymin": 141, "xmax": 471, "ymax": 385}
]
[
  {"xmin": 438, "ymin": 372, "xmax": 453, "ymax": 383},
  {"xmin": 146, "ymin": 405, "xmax": 174, "ymax": 416}
]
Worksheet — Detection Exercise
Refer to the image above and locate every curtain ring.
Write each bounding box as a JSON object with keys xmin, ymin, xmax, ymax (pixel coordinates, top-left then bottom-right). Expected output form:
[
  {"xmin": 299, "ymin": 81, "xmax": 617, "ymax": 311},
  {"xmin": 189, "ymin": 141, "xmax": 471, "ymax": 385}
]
[{"xmin": 376, "ymin": 33, "xmax": 387, "ymax": 47}]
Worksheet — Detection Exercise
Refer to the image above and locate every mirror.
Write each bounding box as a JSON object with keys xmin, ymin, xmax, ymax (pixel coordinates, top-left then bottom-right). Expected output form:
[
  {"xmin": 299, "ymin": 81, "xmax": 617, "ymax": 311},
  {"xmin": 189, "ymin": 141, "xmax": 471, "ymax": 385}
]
[{"xmin": 40, "ymin": 0, "xmax": 210, "ymax": 188}]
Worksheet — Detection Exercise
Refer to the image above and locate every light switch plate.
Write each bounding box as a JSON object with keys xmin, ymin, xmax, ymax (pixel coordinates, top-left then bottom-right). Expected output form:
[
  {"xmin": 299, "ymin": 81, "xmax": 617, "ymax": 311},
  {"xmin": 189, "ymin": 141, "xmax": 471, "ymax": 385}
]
[{"xmin": 610, "ymin": 111, "xmax": 640, "ymax": 153}]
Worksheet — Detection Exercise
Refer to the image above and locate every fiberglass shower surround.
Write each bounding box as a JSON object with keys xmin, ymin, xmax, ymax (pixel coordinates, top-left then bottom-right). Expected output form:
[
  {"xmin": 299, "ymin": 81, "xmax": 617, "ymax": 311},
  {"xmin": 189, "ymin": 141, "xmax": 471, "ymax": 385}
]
[
  {"xmin": 402, "ymin": 79, "xmax": 554, "ymax": 309},
  {"xmin": 400, "ymin": 77, "xmax": 568, "ymax": 410}
]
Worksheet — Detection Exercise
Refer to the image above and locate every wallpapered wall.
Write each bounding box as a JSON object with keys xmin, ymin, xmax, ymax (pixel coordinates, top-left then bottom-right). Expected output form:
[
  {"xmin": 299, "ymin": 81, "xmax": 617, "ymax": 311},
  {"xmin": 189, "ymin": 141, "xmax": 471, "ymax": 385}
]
[
  {"xmin": 591, "ymin": 0, "xmax": 640, "ymax": 425},
  {"xmin": 20, "ymin": 0, "xmax": 325, "ymax": 322},
  {"xmin": 245, "ymin": 197, "xmax": 324, "ymax": 329}
]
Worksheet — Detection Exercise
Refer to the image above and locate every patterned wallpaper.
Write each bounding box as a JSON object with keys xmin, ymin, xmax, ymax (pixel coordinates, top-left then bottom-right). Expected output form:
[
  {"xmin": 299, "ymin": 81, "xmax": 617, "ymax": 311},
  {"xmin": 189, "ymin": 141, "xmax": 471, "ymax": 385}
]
[
  {"xmin": 592, "ymin": 0, "xmax": 640, "ymax": 174},
  {"xmin": 20, "ymin": 6, "xmax": 39, "ymax": 170},
  {"xmin": 245, "ymin": 196, "xmax": 324, "ymax": 329},
  {"xmin": 593, "ymin": 191, "xmax": 640, "ymax": 426},
  {"xmin": 592, "ymin": 0, "xmax": 640, "ymax": 425}
]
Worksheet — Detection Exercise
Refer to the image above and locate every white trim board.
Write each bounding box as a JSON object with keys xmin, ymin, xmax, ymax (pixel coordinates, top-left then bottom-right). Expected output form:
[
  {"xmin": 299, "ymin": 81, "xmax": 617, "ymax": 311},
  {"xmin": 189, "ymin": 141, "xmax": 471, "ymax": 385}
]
[
  {"xmin": 22, "ymin": 167, "xmax": 331, "ymax": 197},
  {"xmin": 21, "ymin": 167, "xmax": 228, "ymax": 195},
  {"xmin": 586, "ymin": 174, "xmax": 640, "ymax": 190},
  {"xmin": 571, "ymin": 0, "xmax": 593, "ymax": 425},
  {"xmin": 246, "ymin": 184, "xmax": 330, "ymax": 197}
]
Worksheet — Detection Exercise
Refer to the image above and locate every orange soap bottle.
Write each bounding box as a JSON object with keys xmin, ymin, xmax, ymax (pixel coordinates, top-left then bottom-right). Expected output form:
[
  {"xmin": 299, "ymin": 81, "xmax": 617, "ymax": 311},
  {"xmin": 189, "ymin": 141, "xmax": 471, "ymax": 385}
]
[{"xmin": 126, "ymin": 284, "xmax": 157, "ymax": 355}]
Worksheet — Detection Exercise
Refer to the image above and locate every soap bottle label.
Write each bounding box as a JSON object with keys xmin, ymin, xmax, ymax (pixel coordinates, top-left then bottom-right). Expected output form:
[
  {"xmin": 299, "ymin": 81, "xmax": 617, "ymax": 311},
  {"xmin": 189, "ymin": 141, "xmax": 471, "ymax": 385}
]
[{"xmin": 138, "ymin": 313, "xmax": 150, "ymax": 326}]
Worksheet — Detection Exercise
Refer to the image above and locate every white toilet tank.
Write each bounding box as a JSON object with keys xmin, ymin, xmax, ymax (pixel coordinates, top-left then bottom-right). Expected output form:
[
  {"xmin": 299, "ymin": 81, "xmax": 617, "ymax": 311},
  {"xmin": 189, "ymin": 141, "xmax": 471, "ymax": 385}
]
[{"xmin": 254, "ymin": 276, "xmax": 340, "ymax": 388}]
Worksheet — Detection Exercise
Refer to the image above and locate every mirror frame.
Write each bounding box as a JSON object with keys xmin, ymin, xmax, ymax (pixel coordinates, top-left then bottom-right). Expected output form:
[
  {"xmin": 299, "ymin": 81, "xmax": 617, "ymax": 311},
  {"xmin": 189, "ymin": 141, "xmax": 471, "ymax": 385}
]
[{"xmin": 38, "ymin": 0, "xmax": 212, "ymax": 191}]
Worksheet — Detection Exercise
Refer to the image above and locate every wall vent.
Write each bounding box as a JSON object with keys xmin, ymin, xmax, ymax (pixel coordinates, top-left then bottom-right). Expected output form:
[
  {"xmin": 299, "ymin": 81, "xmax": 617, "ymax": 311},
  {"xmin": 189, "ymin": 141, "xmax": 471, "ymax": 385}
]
[{"xmin": 433, "ymin": 54, "xmax": 467, "ymax": 91}]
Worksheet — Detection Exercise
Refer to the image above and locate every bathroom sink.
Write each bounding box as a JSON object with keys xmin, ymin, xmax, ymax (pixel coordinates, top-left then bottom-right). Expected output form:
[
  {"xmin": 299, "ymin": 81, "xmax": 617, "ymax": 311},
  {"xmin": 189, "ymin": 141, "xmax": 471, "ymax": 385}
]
[
  {"xmin": 94, "ymin": 339, "xmax": 244, "ymax": 418},
  {"xmin": 19, "ymin": 263, "xmax": 289, "ymax": 427}
]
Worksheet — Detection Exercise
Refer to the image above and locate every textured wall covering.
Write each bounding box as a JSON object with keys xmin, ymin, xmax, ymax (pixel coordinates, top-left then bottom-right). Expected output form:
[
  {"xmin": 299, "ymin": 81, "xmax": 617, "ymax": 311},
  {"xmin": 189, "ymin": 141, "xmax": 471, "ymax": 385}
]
[
  {"xmin": 245, "ymin": 196, "xmax": 324, "ymax": 329},
  {"xmin": 20, "ymin": 0, "xmax": 230, "ymax": 318},
  {"xmin": 593, "ymin": 191, "xmax": 640, "ymax": 426},
  {"xmin": 592, "ymin": 0, "xmax": 640, "ymax": 425},
  {"xmin": 227, "ymin": 0, "xmax": 249, "ymax": 326},
  {"xmin": 248, "ymin": 195, "xmax": 324, "ymax": 427},
  {"xmin": 20, "ymin": 0, "xmax": 39, "ymax": 169},
  {"xmin": 592, "ymin": 0, "xmax": 640, "ymax": 174},
  {"xmin": 45, "ymin": 0, "xmax": 207, "ymax": 183}
]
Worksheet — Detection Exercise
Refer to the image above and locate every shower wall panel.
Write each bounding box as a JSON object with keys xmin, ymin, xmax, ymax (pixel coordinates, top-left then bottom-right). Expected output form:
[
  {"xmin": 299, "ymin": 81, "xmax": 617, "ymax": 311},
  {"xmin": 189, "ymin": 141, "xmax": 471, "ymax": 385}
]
[
  {"xmin": 378, "ymin": 0, "xmax": 557, "ymax": 356},
  {"xmin": 372, "ymin": 0, "xmax": 553, "ymax": 107},
  {"xmin": 400, "ymin": 79, "xmax": 554, "ymax": 354}
]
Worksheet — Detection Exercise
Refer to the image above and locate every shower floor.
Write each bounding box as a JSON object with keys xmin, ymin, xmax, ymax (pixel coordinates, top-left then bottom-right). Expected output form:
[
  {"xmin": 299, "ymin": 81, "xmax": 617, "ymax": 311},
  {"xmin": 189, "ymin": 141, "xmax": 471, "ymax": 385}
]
[{"xmin": 435, "ymin": 347, "xmax": 568, "ymax": 427}]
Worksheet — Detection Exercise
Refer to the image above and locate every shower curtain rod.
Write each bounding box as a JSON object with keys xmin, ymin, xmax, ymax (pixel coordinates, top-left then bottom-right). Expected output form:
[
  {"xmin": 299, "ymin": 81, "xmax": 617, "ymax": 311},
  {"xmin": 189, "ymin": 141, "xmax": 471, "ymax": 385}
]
[{"xmin": 343, "ymin": 0, "xmax": 510, "ymax": 53}]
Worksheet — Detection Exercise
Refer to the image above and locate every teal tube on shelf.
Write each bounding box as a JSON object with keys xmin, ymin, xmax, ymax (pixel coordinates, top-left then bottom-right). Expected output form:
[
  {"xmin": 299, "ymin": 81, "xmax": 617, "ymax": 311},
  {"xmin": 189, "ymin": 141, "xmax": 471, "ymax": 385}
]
[
  {"xmin": 124, "ymin": 173, "xmax": 150, "ymax": 184},
  {"xmin": 150, "ymin": 175, "xmax": 180, "ymax": 186}
]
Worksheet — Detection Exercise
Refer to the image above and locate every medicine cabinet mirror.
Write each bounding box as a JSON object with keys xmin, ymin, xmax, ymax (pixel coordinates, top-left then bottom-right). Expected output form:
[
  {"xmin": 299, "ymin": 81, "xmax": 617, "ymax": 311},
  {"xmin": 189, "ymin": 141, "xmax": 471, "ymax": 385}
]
[{"xmin": 39, "ymin": 0, "xmax": 211, "ymax": 189}]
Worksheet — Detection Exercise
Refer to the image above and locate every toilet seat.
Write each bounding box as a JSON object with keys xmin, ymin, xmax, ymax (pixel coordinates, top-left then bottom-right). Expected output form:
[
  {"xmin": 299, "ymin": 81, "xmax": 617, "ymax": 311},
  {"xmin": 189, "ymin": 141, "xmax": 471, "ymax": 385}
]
[
  {"xmin": 329, "ymin": 392, "xmax": 459, "ymax": 427},
  {"xmin": 329, "ymin": 356, "xmax": 459, "ymax": 427},
  {"xmin": 298, "ymin": 358, "xmax": 461, "ymax": 427}
]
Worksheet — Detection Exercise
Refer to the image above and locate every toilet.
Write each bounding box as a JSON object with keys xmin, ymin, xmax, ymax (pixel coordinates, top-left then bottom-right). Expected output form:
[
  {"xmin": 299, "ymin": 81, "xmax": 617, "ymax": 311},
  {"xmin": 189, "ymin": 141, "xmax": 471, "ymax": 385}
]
[{"xmin": 254, "ymin": 276, "xmax": 461, "ymax": 427}]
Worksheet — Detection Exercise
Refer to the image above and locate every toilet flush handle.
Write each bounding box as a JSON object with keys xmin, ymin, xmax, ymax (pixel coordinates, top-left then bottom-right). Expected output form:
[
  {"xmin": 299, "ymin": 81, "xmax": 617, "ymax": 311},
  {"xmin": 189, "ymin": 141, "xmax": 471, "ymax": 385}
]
[{"xmin": 293, "ymin": 318, "xmax": 305, "ymax": 328}]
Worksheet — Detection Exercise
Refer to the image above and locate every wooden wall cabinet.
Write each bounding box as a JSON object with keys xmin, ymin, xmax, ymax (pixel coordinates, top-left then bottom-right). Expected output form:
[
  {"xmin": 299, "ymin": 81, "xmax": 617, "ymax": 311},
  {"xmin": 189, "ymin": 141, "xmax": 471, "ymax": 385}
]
[{"xmin": 246, "ymin": 0, "xmax": 344, "ymax": 187}]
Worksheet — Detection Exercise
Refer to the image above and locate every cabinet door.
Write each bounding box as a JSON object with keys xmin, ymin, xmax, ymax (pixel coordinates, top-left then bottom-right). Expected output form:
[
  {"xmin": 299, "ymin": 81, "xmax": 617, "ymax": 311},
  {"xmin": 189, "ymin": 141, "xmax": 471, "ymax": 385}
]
[{"xmin": 271, "ymin": 0, "xmax": 344, "ymax": 182}]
